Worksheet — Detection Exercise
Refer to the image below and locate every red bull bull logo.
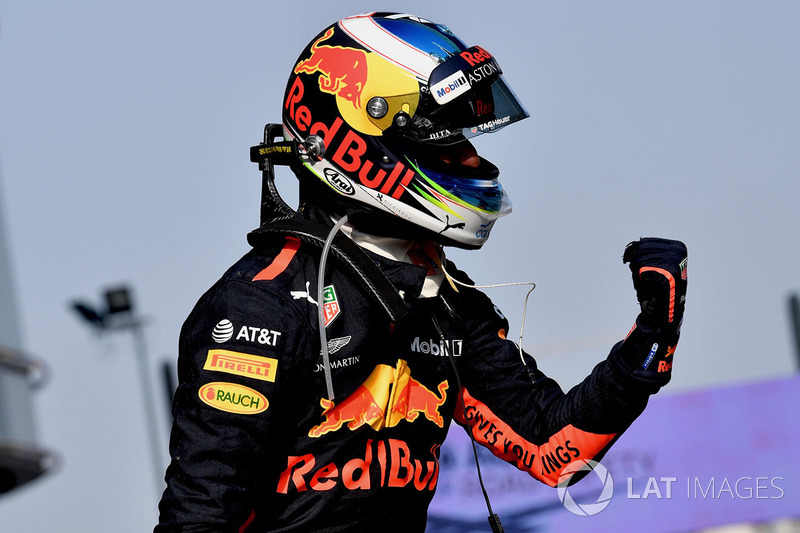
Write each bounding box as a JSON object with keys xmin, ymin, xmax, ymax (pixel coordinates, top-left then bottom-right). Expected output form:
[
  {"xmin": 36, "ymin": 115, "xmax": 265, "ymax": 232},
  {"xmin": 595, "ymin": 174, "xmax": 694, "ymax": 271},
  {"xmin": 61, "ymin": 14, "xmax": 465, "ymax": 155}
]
[
  {"xmin": 388, "ymin": 376, "xmax": 448, "ymax": 428},
  {"xmin": 294, "ymin": 27, "xmax": 368, "ymax": 109},
  {"xmin": 308, "ymin": 359, "xmax": 448, "ymax": 438}
]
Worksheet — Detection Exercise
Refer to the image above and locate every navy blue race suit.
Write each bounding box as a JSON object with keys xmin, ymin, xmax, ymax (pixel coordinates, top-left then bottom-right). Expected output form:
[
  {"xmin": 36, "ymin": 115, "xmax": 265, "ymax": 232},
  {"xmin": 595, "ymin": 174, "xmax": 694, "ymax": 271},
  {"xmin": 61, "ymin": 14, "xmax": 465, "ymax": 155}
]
[{"xmin": 155, "ymin": 218, "xmax": 679, "ymax": 532}]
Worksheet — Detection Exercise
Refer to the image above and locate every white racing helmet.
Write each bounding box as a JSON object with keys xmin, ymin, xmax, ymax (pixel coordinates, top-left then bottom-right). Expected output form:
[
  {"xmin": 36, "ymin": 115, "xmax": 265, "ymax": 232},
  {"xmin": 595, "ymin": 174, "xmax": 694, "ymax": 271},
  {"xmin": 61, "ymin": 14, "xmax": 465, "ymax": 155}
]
[{"xmin": 281, "ymin": 12, "xmax": 529, "ymax": 248}]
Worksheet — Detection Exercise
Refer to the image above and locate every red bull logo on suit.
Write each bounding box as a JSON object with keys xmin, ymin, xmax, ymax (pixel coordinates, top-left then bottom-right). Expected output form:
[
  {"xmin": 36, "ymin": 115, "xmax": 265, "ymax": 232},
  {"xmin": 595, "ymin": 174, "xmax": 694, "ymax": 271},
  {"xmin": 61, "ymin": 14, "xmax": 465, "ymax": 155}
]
[
  {"xmin": 276, "ymin": 360, "xmax": 447, "ymax": 495},
  {"xmin": 277, "ymin": 440, "xmax": 441, "ymax": 494},
  {"xmin": 308, "ymin": 359, "xmax": 448, "ymax": 438}
]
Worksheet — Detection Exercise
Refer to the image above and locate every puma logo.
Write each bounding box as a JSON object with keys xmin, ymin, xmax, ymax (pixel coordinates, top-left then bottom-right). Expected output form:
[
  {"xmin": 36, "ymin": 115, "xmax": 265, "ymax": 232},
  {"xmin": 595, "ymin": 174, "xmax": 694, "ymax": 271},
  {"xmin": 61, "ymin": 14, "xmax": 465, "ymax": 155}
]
[
  {"xmin": 290, "ymin": 281, "xmax": 318, "ymax": 306},
  {"xmin": 439, "ymin": 215, "xmax": 466, "ymax": 234}
]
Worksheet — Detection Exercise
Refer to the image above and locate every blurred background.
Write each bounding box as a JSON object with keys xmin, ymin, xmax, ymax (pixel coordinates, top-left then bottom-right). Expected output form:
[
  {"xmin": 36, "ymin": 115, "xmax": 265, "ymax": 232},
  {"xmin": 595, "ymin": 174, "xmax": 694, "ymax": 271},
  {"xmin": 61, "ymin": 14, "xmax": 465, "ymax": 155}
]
[{"xmin": 1, "ymin": 1, "xmax": 798, "ymax": 531}]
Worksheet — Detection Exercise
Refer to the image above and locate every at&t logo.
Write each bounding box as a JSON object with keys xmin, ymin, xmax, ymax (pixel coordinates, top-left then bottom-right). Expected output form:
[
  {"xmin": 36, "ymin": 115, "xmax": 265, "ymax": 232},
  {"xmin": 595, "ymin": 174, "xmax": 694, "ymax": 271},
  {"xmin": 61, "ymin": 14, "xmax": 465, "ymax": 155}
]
[
  {"xmin": 212, "ymin": 319, "xmax": 234, "ymax": 343},
  {"xmin": 556, "ymin": 459, "xmax": 614, "ymax": 516}
]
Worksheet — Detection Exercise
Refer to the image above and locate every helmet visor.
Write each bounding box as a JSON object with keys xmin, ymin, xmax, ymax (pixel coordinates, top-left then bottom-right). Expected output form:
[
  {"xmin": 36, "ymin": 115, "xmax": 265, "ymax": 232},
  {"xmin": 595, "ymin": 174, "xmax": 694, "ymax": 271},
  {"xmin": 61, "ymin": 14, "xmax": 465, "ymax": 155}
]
[{"xmin": 407, "ymin": 46, "xmax": 529, "ymax": 145}]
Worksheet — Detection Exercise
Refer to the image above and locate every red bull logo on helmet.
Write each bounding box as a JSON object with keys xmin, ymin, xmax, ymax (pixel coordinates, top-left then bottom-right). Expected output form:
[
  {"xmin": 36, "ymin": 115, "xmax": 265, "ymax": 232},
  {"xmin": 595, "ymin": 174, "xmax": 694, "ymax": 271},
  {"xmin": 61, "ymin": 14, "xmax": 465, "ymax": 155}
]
[
  {"xmin": 290, "ymin": 25, "xmax": 420, "ymax": 137},
  {"xmin": 308, "ymin": 359, "xmax": 448, "ymax": 438},
  {"xmin": 294, "ymin": 27, "xmax": 368, "ymax": 109},
  {"xmin": 284, "ymin": 76, "xmax": 416, "ymax": 200}
]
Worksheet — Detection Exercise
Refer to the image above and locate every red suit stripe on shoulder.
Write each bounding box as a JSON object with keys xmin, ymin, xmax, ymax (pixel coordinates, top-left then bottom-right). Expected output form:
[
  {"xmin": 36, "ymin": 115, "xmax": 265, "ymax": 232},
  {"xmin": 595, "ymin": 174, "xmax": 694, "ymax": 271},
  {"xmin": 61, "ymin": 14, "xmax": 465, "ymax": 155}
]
[
  {"xmin": 253, "ymin": 237, "xmax": 301, "ymax": 281},
  {"xmin": 454, "ymin": 387, "xmax": 617, "ymax": 487}
]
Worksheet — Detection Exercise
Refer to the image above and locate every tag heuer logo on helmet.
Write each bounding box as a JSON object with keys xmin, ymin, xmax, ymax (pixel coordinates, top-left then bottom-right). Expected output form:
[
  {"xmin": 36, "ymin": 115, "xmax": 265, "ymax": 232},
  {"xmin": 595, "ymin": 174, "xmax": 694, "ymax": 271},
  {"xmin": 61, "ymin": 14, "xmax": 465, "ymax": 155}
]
[
  {"xmin": 323, "ymin": 168, "xmax": 355, "ymax": 196},
  {"xmin": 323, "ymin": 285, "xmax": 341, "ymax": 327},
  {"xmin": 411, "ymin": 337, "xmax": 463, "ymax": 357},
  {"xmin": 212, "ymin": 319, "xmax": 235, "ymax": 343}
]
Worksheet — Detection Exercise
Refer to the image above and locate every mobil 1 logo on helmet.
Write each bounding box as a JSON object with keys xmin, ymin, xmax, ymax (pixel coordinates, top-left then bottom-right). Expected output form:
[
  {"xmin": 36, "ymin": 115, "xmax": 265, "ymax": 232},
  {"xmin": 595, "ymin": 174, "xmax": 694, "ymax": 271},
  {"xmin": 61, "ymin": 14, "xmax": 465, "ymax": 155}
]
[{"xmin": 431, "ymin": 71, "xmax": 470, "ymax": 105}]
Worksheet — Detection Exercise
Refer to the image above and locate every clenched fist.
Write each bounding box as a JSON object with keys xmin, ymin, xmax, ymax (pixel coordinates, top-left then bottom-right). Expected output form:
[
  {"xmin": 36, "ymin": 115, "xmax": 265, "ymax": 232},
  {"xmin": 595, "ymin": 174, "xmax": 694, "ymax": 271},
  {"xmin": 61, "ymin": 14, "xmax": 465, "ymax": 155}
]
[{"xmin": 623, "ymin": 237, "xmax": 688, "ymax": 331}]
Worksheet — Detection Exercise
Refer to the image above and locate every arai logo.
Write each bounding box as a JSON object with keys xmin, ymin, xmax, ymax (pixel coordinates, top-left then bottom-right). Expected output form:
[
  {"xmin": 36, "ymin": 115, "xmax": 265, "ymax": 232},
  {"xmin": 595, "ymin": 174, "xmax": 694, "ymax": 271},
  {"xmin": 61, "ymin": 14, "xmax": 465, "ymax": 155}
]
[{"xmin": 324, "ymin": 168, "xmax": 355, "ymax": 196}]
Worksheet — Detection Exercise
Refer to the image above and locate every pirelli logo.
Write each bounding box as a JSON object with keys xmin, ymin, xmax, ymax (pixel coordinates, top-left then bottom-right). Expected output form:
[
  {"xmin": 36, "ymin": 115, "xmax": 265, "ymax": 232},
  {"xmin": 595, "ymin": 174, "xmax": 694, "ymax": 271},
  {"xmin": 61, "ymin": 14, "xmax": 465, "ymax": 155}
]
[{"xmin": 203, "ymin": 349, "xmax": 278, "ymax": 382}]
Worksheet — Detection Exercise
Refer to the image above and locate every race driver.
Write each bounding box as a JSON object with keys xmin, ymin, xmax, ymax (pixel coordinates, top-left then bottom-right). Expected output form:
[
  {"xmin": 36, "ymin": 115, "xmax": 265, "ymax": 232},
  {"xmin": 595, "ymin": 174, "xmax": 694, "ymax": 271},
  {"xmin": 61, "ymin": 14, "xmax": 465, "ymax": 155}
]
[{"xmin": 156, "ymin": 12, "xmax": 688, "ymax": 532}]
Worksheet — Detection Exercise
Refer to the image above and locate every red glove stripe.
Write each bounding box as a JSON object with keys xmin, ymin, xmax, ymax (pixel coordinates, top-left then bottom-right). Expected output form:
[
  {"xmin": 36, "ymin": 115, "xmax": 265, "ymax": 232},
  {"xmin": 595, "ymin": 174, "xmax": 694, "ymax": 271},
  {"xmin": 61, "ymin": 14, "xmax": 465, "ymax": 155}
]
[{"xmin": 639, "ymin": 266, "xmax": 676, "ymax": 323}]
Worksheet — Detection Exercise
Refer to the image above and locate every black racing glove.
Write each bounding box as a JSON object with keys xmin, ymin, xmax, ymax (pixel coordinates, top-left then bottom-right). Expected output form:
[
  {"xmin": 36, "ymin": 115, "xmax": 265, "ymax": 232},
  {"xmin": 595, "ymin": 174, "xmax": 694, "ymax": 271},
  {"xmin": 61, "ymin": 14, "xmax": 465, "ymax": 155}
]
[
  {"xmin": 623, "ymin": 237, "xmax": 688, "ymax": 331},
  {"xmin": 614, "ymin": 237, "xmax": 687, "ymax": 384}
]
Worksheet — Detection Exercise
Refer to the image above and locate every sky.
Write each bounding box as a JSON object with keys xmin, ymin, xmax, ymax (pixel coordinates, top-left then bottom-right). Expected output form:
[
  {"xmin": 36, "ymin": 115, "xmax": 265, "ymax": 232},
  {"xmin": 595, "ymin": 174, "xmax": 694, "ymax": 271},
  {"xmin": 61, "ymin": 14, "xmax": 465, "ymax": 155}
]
[{"xmin": 1, "ymin": 1, "xmax": 799, "ymax": 531}]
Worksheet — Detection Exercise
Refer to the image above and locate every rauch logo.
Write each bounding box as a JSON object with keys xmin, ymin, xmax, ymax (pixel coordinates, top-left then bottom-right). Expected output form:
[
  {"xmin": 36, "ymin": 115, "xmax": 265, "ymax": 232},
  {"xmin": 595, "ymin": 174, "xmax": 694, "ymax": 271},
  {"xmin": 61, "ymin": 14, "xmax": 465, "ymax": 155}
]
[{"xmin": 198, "ymin": 382, "xmax": 268, "ymax": 415}]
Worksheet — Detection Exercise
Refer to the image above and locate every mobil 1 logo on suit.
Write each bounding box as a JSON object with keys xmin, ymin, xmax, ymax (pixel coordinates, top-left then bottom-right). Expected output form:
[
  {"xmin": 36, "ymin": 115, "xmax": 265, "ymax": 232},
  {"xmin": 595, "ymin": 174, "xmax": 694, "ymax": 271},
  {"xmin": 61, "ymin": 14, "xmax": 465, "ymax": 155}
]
[{"xmin": 410, "ymin": 337, "xmax": 463, "ymax": 357}]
